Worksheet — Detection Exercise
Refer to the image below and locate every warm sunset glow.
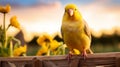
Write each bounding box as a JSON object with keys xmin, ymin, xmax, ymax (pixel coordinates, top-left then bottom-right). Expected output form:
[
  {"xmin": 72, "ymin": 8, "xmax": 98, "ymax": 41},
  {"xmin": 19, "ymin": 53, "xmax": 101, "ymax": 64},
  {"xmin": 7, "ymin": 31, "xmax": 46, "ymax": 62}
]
[{"xmin": 0, "ymin": 0, "xmax": 120, "ymax": 40}]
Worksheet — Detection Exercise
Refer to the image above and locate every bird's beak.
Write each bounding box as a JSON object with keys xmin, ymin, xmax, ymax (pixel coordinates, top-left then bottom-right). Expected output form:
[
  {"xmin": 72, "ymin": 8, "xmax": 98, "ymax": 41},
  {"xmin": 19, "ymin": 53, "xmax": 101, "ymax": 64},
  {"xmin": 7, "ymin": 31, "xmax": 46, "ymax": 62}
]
[{"xmin": 68, "ymin": 9, "xmax": 74, "ymax": 16}]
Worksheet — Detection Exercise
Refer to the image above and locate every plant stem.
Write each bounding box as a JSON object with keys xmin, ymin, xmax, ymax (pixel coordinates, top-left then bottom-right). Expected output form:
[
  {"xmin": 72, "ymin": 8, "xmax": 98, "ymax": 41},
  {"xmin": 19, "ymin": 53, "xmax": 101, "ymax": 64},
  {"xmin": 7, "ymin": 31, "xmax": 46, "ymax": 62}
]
[
  {"xmin": 47, "ymin": 49, "xmax": 50, "ymax": 56},
  {"xmin": 46, "ymin": 42, "xmax": 50, "ymax": 56},
  {"xmin": 3, "ymin": 13, "xmax": 7, "ymax": 48},
  {"xmin": 62, "ymin": 45, "xmax": 65, "ymax": 55},
  {"xmin": 6, "ymin": 24, "xmax": 11, "ymax": 31},
  {"xmin": 10, "ymin": 41, "xmax": 13, "ymax": 57}
]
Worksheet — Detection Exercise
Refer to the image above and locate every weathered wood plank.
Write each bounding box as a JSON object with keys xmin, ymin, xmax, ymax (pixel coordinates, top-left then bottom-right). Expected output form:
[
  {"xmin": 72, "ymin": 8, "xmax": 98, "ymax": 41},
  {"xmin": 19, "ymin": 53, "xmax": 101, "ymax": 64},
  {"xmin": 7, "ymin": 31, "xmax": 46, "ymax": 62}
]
[
  {"xmin": 116, "ymin": 57, "xmax": 120, "ymax": 67},
  {"xmin": 0, "ymin": 57, "xmax": 37, "ymax": 67},
  {"xmin": 0, "ymin": 61, "xmax": 1, "ymax": 67},
  {"xmin": 0, "ymin": 52, "xmax": 120, "ymax": 67}
]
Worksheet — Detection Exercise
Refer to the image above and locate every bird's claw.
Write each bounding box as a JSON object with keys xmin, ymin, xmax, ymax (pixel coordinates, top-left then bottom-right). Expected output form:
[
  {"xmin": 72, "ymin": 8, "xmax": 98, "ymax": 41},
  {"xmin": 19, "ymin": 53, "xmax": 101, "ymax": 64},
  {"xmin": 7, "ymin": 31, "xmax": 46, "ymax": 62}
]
[
  {"xmin": 81, "ymin": 51, "xmax": 87, "ymax": 60},
  {"xmin": 66, "ymin": 53, "xmax": 73, "ymax": 63}
]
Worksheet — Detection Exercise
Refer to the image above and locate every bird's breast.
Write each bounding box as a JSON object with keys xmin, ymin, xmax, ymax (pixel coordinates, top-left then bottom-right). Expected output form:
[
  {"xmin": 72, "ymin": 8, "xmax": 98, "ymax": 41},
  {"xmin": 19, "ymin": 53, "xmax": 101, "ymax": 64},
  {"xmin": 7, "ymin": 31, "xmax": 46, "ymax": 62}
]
[
  {"xmin": 62, "ymin": 22, "xmax": 83, "ymax": 44},
  {"xmin": 62, "ymin": 22, "xmax": 81, "ymax": 33},
  {"xmin": 62, "ymin": 22, "xmax": 90, "ymax": 50}
]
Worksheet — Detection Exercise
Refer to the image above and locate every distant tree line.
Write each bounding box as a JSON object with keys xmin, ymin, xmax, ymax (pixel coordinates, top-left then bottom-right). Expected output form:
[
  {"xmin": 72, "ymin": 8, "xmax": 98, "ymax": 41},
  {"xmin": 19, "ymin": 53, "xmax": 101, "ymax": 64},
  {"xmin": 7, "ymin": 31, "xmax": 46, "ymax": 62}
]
[{"xmin": 27, "ymin": 33, "xmax": 120, "ymax": 46}]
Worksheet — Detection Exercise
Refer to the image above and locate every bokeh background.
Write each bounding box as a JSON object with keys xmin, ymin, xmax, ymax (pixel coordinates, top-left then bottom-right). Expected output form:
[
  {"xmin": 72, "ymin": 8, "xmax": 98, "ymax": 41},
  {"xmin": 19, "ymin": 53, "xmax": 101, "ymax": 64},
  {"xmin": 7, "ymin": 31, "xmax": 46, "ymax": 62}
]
[{"xmin": 0, "ymin": 0, "xmax": 120, "ymax": 56}]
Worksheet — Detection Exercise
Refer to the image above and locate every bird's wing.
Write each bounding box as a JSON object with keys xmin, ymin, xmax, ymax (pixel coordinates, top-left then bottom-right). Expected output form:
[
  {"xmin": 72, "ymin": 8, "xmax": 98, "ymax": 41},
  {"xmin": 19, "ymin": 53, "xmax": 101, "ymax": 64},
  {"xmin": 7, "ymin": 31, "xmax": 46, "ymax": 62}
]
[
  {"xmin": 83, "ymin": 19, "xmax": 91, "ymax": 40},
  {"xmin": 83, "ymin": 20, "xmax": 93, "ymax": 54},
  {"xmin": 61, "ymin": 27, "xmax": 64, "ymax": 43}
]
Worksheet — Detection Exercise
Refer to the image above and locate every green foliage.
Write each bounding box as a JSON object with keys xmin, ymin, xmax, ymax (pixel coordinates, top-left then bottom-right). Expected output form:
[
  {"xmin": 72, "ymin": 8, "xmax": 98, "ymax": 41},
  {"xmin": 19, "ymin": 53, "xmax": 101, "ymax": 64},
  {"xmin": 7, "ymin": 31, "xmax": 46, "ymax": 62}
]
[
  {"xmin": 0, "ymin": 5, "xmax": 26, "ymax": 57},
  {"xmin": 0, "ymin": 47, "xmax": 10, "ymax": 57},
  {"xmin": 0, "ymin": 26, "xmax": 4, "ymax": 44}
]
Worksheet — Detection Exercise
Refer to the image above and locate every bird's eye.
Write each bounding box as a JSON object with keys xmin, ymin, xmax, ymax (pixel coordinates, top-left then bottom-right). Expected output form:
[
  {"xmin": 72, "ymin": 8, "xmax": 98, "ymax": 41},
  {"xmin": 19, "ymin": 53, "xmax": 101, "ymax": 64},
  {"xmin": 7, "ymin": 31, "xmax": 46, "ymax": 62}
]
[
  {"xmin": 65, "ymin": 9, "xmax": 67, "ymax": 12},
  {"xmin": 75, "ymin": 9, "xmax": 77, "ymax": 11}
]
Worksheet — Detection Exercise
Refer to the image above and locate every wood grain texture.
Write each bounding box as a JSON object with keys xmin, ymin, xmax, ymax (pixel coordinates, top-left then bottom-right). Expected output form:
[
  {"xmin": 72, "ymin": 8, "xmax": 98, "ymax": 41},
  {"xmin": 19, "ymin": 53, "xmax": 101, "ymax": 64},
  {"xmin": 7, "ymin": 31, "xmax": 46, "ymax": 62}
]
[{"xmin": 0, "ymin": 52, "xmax": 120, "ymax": 67}]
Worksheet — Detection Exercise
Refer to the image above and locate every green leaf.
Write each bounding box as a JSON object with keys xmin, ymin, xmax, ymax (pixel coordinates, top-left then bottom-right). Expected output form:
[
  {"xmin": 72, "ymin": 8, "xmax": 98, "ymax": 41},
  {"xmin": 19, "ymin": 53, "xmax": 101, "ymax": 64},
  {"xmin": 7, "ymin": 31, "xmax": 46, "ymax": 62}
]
[{"xmin": 0, "ymin": 47, "xmax": 9, "ymax": 57}]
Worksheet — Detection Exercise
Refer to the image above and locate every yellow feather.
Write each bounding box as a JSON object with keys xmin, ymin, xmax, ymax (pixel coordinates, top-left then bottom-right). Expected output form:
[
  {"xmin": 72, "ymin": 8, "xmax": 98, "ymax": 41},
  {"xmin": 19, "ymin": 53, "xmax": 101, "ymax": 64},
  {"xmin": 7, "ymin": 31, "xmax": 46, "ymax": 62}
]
[{"xmin": 61, "ymin": 4, "xmax": 93, "ymax": 56}]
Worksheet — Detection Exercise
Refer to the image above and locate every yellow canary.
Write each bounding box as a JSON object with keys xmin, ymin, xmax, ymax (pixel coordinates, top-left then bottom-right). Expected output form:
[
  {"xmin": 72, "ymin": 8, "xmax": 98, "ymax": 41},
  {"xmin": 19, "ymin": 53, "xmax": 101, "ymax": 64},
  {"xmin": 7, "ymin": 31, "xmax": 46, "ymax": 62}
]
[{"xmin": 61, "ymin": 4, "xmax": 93, "ymax": 59}]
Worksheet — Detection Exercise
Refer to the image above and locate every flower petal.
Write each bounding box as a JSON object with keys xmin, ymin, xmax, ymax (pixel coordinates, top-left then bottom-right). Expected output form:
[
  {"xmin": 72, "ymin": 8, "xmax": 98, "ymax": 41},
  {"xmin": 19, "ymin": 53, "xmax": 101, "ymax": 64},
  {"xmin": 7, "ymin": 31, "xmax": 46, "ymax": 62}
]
[{"xmin": 10, "ymin": 16, "xmax": 20, "ymax": 29}]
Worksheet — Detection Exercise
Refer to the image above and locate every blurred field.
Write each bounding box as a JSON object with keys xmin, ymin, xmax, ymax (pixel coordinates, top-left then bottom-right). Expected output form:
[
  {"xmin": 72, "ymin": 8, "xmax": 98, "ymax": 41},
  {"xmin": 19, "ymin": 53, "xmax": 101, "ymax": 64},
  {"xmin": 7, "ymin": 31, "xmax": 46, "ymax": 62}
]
[
  {"xmin": 25, "ymin": 30, "xmax": 120, "ymax": 56},
  {"xmin": 91, "ymin": 32, "xmax": 120, "ymax": 53}
]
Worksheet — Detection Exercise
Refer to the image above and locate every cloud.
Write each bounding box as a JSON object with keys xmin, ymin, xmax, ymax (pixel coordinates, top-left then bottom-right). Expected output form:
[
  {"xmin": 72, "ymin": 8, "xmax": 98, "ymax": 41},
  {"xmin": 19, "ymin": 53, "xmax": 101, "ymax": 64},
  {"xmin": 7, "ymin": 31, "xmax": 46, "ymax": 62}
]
[
  {"xmin": 9, "ymin": 1, "xmax": 63, "ymax": 34},
  {"xmin": 0, "ymin": 0, "xmax": 120, "ymax": 37},
  {"xmin": 77, "ymin": 1, "xmax": 120, "ymax": 32},
  {"xmin": 15, "ymin": 2, "xmax": 62, "ymax": 23},
  {"xmin": 0, "ymin": 0, "xmax": 61, "ymax": 7}
]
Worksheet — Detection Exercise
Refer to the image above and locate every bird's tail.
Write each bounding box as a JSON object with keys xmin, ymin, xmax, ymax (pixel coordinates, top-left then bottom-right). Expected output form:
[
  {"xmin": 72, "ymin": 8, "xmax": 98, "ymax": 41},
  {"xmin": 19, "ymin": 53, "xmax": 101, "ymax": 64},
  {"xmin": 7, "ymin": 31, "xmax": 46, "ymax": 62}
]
[{"xmin": 86, "ymin": 48, "xmax": 93, "ymax": 54}]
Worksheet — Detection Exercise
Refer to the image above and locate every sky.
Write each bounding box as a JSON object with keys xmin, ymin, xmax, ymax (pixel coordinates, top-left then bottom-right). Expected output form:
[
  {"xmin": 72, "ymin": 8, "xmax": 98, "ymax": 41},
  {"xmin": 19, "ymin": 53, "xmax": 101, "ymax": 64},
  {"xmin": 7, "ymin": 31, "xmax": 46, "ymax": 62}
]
[{"xmin": 0, "ymin": 0, "xmax": 120, "ymax": 40}]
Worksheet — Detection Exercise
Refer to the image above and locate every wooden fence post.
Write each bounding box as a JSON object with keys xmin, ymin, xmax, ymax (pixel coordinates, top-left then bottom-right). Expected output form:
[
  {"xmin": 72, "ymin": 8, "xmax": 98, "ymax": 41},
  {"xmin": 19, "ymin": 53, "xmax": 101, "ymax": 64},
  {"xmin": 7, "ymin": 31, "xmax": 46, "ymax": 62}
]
[
  {"xmin": 116, "ymin": 57, "xmax": 120, "ymax": 67},
  {"xmin": 32, "ymin": 57, "xmax": 43, "ymax": 67},
  {"xmin": 0, "ymin": 61, "xmax": 2, "ymax": 67},
  {"xmin": 0, "ymin": 52, "xmax": 120, "ymax": 67},
  {"xmin": 70, "ymin": 59, "xmax": 80, "ymax": 67}
]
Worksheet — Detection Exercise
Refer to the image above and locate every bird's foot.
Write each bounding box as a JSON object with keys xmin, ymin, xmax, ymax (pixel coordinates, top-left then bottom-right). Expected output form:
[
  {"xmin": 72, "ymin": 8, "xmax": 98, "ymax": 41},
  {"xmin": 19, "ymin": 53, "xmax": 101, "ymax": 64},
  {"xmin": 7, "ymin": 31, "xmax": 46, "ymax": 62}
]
[
  {"xmin": 66, "ymin": 53, "xmax": 73, "ymax": 63},
  {"xmin": 81, "ymin": 51, "xmax": 87, "ymax": 60}
]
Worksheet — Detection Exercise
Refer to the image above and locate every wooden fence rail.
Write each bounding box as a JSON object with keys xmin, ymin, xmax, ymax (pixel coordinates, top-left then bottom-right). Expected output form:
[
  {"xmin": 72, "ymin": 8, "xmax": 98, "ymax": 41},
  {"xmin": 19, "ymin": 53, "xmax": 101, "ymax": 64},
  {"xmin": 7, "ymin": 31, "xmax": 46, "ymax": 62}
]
[{"xmin": 0, "ymin": 52, "xmax": 120, "ymax": 67}]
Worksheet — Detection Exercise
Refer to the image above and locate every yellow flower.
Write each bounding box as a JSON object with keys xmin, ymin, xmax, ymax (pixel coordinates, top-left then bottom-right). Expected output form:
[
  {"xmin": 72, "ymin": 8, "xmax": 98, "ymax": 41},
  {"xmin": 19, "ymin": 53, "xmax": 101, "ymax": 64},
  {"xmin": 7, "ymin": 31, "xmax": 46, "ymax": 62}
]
[
  {"xmin": 13, "ymin": 45, "xmax": 27, "ymax": 56},
  {"xmin": 37, "ymin": 34, "xmax": 53, "ymax": 46},
  {"xmin": 10, "ymin": 16, "xmax": 20, "ymax": 29},
  {"xmin": 0, "ymin": 4, "xmax": 11, "ymax": 13},
  {"xmin": 50, "ymin": 40, "xmax": 60, "ymax": 51},
  {"xmin": 36, "ymin": 45, "xmax": 48, "ymax": 56}
]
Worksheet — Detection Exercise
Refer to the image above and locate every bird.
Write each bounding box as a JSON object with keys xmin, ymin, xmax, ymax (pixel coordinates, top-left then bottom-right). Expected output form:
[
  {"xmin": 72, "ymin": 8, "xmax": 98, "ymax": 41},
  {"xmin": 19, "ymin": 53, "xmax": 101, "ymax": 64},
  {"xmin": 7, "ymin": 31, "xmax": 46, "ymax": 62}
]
[{"xmin": 61, "ymin": 4, "xmax": 93, "ymax": 61}]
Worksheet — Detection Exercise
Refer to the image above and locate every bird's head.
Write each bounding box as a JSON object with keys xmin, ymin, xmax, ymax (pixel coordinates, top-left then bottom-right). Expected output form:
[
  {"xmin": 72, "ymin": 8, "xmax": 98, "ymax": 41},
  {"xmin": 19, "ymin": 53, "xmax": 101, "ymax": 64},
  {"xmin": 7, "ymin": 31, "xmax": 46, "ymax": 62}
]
[{"xmin": 64, "ymin": 4, "xmax": 82, "ymax": 21}]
